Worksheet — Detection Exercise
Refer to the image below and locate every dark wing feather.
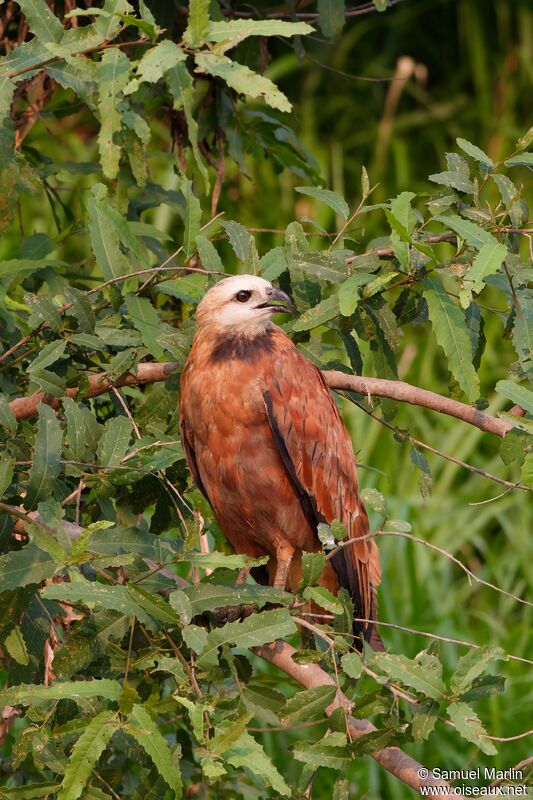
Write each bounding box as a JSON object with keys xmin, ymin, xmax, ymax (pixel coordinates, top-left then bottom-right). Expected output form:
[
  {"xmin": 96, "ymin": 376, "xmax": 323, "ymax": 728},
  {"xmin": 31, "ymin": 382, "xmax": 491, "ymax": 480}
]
[
  {"xmin": 180, "ymin": 418, "xmax": 209, "ymax": 501},
  {"xmin": 263, "ymin": 349, "xmax": 382, "ymax": 647}
]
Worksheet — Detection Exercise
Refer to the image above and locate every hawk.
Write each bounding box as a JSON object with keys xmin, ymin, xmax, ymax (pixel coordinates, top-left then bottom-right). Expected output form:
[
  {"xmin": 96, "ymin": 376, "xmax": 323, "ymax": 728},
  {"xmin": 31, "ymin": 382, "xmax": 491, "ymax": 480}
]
[{"xmin": 179, "ymin": 275, "xmax": 382, "ymax": 648}]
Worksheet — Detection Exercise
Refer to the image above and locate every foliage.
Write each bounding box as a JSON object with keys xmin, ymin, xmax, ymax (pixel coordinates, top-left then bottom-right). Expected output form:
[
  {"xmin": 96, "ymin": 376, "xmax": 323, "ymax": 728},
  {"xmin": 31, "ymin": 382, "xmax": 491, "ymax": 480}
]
[{"xmin": 0, "ymin": 0, "xmax": 532, "ymax": 797}]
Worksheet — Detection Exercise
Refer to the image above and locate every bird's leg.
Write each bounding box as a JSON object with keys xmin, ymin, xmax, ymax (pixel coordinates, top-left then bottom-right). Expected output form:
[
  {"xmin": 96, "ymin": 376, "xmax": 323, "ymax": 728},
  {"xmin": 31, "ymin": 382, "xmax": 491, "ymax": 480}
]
[{"xmin": 272, "ymin": 542, "xmax": 295, "ymax": 590}]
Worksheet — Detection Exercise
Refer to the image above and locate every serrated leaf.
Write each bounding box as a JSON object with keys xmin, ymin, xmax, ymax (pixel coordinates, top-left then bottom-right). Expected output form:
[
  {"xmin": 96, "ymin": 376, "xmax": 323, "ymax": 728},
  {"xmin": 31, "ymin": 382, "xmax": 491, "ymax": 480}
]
[
  {"xmin": 166, "ymin": 61, "xmax": 208, "ymax": 187},
  {"xmin": 17, "ymin": 0, "xmax": 64, "ymax": 43},
  {"xmin": 87, "ymin": 191, "xmax": 136, "ymax": 282},
  {"xmin": 340, "ymin": 651, "xmax": 363, "ymax": 679},
  {"xmin": 0, "ymin": 394, "xmax": 17, "ymax": 434},
  {"xmin": 42, "ymin": 582, "xmax": 157, "ymax": 630},
  {"xmin": 458, "ymin": 241, "xmax": 507, "ymax": 308},
  {"xmin": 372, "ymin": 651, "xmax": 446, "ymax": 700},
  {"xmin": 433, "ymin": 214, "xmax": 496, "ymax": 249},
  {"xmin": 0, "ymin": 784, "xmax": 62, "ymax": 799},
  {"xmin": 208, "ymin": 19, "xmax": 313, "ymax": 42},
  {"xmin": 182, "ymin": 583, "xmax": 291, "ymax": 615},
  {"xmin": 4, "ymin": 625, "xmax": 29, "ymax": 665},
  {"xmin": 293, "ymin": 294, "xmax": 340, "ymax": 331},
  {"xmin": 447, "ymin": 701, "xmax": 497, "ymax": 755},
  {"xmin": 281, "ymin": 685, "xmax": 336, "ymax": 724},
  {"xmin": 428, "ymin": 170, "xmax": 474, "ymax": 193},
  {"xmin": 259, "ymin": 246, "xmax": 288, "ymax": 281},
  {"xmin": 411, "ymin": 702, "xmax": 439, "ymax": 742},
  {"xmin": 293, "ymin": 740, "xmax": 350, "ymax": 771},
  {"xmin": 197, "ymin": 609, "xmax": 297, "ymax": 667},
  {"xmin": 62, "ymin": 398, "xmax": 87, "ymax": 462},
  {"xmin": 29, "ymin": 368, "xmax": 66, "ymax": 398},
  {"xmin": 0, "ymin": 545, "xmax": 57, "ymax": 591},
  {"xmin": 0, "ymin": 679, "xmax": 122, "ymax": 706},
  {"xmin": 423, "ymin": 276, "xmax": 479, "ymax": 401},
  {"xmin": 25, "ymin": 404, "xmax": 62, "ymax": 510},
  {"xmin": 97, "ymin": 416, "xmax": 133, "ymax": 468},
  {"xmin": 495, "ymin": 380, "xmax": 533, "ymax": 415},
  {"xmin": 184, "ymin": 0, "xmax": 210, "ymax": 46},
  {"xmin": 317, "ymin": 0, "xmax": 345, "ymax": 38},
  {"xmin": 225, "ymin": 731, "xmax": 291, "ymax": 796},
  {"xmin": 241, "ymin": 684, "xmax": 285, "ymax": 725},
  {"xmin": 57, "ymin": 710, "xmax": 119, "ymax": 800},
  {"xmin": 97, "ymin": 49, "xmax": 131, "ymax": 179},
  {"xmin": 28, "ymin": 340, "xmax": 67, "ymax": 372},
  {"xmin": 338, "ymin": 273, "xmax": 375, "ymax": 316},
  {"xmin": 128, "ymin": 704, "xmax": 183, "ymax": 798},
  {"xmin": 295, "ymin": 186, "xmax": 349, "ymax": 219},
  {"xmin": 450, "ymin": 646, "xmax": 507, "ymax": 695},
  {"xmin": 195, "ymin": 52, "xmax": 291, "ymax": 113},
  {"xmin": 125, "ymin": 295, "xmax": 164, "ymax": 359},
  {"xmin": 220, "ymin": 219, "xmax": 251, "ymax": 261},
  {"xmin": 63, "ymin": 287, "xmax": 96, "ymax": 333},
  {"xmin": 0, "ymin": 451, "xmax": 15, "ymax": 495},
  {"xmin": 455, "ymin": 137, "xmax": 493, "ymax": 166},
  {"xmin": 507, "ymin": 153, "xmax": 533, "ymax": 166},
  {"xmin": 180, "ymin": 177, "xmax": 201, "ymax": 258},
  {"xmin": 301, "ymin": 552, "xmax": 326, "ymax": 586},
  {"xmin": 303, "ymin": 586, "xmax": 343, "ymax": 615},
  {"xmin": 124, "ymin": 39, "xmax": 185, "ymax": 94},
  {"xmin": 183, "ymin": 551, "xmax": 268, "ymax": 571},
  {"xmin": 26, "ymin": 294, "xmax": 62, "ymax": 332},
  {"xmin": 182, "ymin": 624, "xmax": 208, "ymax": 654},
  {"xmin": 195, "ymin": 235, "xmax": 224, "ymax": 272}
]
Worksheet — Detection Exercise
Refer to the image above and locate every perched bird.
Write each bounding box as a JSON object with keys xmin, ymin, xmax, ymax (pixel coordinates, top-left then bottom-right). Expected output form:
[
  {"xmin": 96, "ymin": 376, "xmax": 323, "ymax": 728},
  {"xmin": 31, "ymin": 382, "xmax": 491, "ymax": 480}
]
[{"xmin": 179, "ymin": 275, "xmax": 382, "ymax": 648}]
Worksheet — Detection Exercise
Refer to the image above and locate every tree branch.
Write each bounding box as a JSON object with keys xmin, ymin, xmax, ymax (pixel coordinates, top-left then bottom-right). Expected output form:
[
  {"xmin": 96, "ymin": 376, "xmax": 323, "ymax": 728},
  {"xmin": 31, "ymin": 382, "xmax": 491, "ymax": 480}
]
[
  {"xmin": 7, "ymin": 362, "xmax": 521, "ymax": 442},
  {"xmin": 255, "ymin": 641, "xmax": 466, "ymax": 798},
  {"xmin": 323, "ymin": 370, "xmax": 515, "ymax": 437}
]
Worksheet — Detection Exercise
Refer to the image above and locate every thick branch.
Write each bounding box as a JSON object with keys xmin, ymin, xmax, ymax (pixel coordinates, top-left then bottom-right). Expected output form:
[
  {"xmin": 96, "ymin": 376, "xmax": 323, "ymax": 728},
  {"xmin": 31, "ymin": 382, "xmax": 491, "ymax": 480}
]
[
  {"xmin": 8, "ymin": 362, "xmax": 519, "ymax": 440},
  {"xmin": 8, "ymin": 362, "xmax": 180, "ymax": 421},
  {"xmin": 323, "ymin": 371, "xmax": 514, "ymax": 437},
  {"xmin": 255, "ymin": 641, "xmax": 465, "ymax": 798}
]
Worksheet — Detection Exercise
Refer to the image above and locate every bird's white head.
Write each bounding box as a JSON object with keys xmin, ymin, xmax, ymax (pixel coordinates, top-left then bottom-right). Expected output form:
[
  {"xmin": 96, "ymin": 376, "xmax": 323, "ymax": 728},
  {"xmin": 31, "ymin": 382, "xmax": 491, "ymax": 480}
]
[{"xmin": 195, "ymin": 274, "xmax": 292, "ymax": 337}]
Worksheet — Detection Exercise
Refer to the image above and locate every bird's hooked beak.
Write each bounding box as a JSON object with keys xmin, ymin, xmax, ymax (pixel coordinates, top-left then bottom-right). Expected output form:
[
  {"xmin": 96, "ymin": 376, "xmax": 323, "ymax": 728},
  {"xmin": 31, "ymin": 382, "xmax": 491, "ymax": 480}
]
[{"xmin": 255, "ymin": 286, "xmax": 293, "ymax": 314}]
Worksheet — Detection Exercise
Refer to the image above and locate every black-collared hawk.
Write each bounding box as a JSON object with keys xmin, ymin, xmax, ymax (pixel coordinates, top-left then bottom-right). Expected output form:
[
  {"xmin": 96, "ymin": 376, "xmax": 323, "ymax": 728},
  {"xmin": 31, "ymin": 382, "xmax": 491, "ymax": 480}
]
[{"xmin": 179, "ymin": 275, "xmax": 382, "ymax": 648}]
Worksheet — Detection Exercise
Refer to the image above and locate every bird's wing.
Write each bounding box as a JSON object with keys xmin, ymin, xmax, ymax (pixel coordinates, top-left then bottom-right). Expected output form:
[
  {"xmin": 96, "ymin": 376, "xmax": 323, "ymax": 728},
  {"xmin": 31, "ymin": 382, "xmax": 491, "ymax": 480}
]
[{"xmin": 262, "ymin": 350, "xmax": 381, "ymax": 642}]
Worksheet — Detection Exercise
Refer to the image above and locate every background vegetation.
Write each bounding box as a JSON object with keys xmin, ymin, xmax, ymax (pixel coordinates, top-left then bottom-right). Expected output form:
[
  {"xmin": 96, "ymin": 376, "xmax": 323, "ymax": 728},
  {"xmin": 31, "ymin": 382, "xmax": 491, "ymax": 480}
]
[{"xmin": 0, "ymin": 0, "xmax": 532, "ymax": 797}]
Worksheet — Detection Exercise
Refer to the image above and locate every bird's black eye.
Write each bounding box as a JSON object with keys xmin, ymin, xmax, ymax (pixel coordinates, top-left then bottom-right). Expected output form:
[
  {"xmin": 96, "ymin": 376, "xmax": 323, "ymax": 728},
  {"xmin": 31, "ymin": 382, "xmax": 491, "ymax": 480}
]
[{"xmin": 235, "ymin": 290, "xmax": 252, "ymax": 303}]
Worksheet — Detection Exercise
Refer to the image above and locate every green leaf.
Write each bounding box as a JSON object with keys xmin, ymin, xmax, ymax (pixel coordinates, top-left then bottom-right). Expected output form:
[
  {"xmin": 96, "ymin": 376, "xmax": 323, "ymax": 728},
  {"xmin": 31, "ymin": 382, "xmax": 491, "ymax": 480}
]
[
  {"xmin": 26, "ymin": 294, "xmax": 62, "ymax": 333},
  {"xmin": 62, "ymin": 398, "xmax": 87, "ymax": 462},
  {"xmin": 450, "ymin": 646, "xmax": 507, "ymax": 695},
  {"xmin": 0, "ymin": 394, "xmax": 17, "ymax": 434},
  {"xmin": 97, "ymin": 49, "xmax": 131, "ymax": 179},
  {"xmin": 87, "ymin": 188, "xmax": 139, "ymax": 282},
  {"xmin": 521, "ymin": 450, "xmax": 533, "ymax": 489},
  {"xmin": 411, "ymin": 702, "xmax": 439, "ymax": 742},
  {"xmin": 195, "ymin": 53, "xmax": 291, "ymax": 113},
  {"xmin": 360, "ymin": 487, "xmax": 387, "ymax": 515},
  {"xmin": 259, "ymin": 246, "xmax": 288, "ymax": 281},
  {"xmin": 97, "ymin": 416, "xmax": 133, "ymax": 467},
  {"xmin": 293, "ymin": 740, "xmax": 350, "ymax": 771},
  {"xmin": 506, "ymin": 153, "xmax": 533, "ymax": 167},
  {"xmin": 17, "ymin": 0, "xmax": 64, "ymax": 43},
  {"xmin": 126, "ymin": 584, "xmax": 182, "ymax": 626},
  {"xmin": 25, "ymin": 404, "xmax": 63, "ymax": 510},
  {"xmin": 57, "ymin": 711, "xmax": 119, "ymax": 800},
  {"xmin": 456, "ymin": 137, "xmax": 494, "ymax": 167},
  {"xmin": 317, "ymin": 0, "xmax": 345, "ymax": 38},
  {"xmin": 0, "ymin": 784, "xmax": 62, "ymax": 799},
  {"xmin": 340, "ymin": 652, "xmax": 363, "ymax": 679},
  {"xmin": 182, "ymin": 551, "xmax": 268, "ymax": 572},
  {"xmin": 184, "ymin": 0, "xmax": 210, "ymax": 47},
  {"xmin": 63, "ymin": 287, "xmax": 96, "ymax": 333},
  {"xmin": 295, "ymin": 186, "xmax": 349, "ymax": 219},
  {"xmin": 422, "ymin": 276, "xmax": 479, "ymax": 401},
  {"xmin": 208, "ymin": 20, "xmax": 313, "ymax": 42},
  {"xmin": 166, "ymin": 61, "xmax": 208, "ymax": 187},
  {"xmin": 220, "ymin": 220, "xmax": 252, "ymax": 261},
  {"xmin": 182, "ymin": 583, "xmax": 291, "ymax": 615},
  {"xmin": 125, "ymin": 295, "xmax": 164, "ymax": 359},
  {"xmin": 495, "ymin": 380, "xmax": 533, "ymax": 415},
  {"xmin": 410, "ymin": 447, "xmax": 432, "ymax": 498},
  {"xmin": 0, "ymin": 679, "xmax": 122, "ymax": 706},
  {"xmin": 303, "ymin": 586, "xmax": 343, "ymax": 615},
  {"xmin": 28, "ymin": 340, "xmax": 67, "ymax": 372},
  {"xmin": 0, "ymin": 450, "xmax": 15, "ymax": 495},
  {"xmin": 4, "ymin": 624, "xmax": 29, "ymax": 665},
  {"xmin": 293, "ymin": 294, "xmax": 340, "ymax": 331},
  {"xmin": 124, "ymin": 39, "xmax": 185, "ymax": 94},
  {"xmin": 0, "ymin": 545, "xmax": 57, "ymax": 591},
  {"xmin": 224, "ymin": 731, "xmax": 291, "ymax": 796},
  {"xmin": 182, "ymin": 624, "xmax": 208, "ymax": 654},
  {"xmin": 195, "ymin": 235, "xmax": 224, "ymax": 272},
  {"xmin": 516, "ymin": 125, "xmax": 533, "ymax": 151},
  {"xmin": 197, "ymin": 608, "xmax": 297, "ymax": 667},
  {"xmin": 301, "ymin": 552, "xmax": 326, "ymax": 586},
  {"xmin": 372, "ymin": 651, "xmax": 446, "ymax": 700},
  {"xmin": 42, "ymin": 582, "xmax": 157, "ymax": 630},
  {"xmin": 180, "ymin": 177, "xmax": 202, "ymax": 258},
  {"xmin": 210, "ymin": 712, "xmax": 253, "ymax": 755},
  {"xmin": 127, "ymin": 704, "xmax": 183, "ymax": 798},
  {"xmin": 447, "ymin": 701, "xmax": 497, "ymax": 755},
  {"xmin": 433, "ymin": 214, "xmax": 496, "ymax": 249},
  {"xmin": 338, "ymin": 273, "xmax": 374, "ymax": 316},
  {"xmin": 372, "ymin": 0, "xmax": 389, "ymax": 9},
  {"xmin": 29, "ymin": 368, "xmax": 66, "ymax": 398},
  {"xmin": 281, "ymin": 685, "xmax": 336, "ymax": 724},
  {"xmin": 458, "ymin": 241, "xmax": 507, "ymax": 308}
]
